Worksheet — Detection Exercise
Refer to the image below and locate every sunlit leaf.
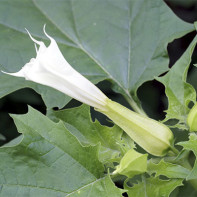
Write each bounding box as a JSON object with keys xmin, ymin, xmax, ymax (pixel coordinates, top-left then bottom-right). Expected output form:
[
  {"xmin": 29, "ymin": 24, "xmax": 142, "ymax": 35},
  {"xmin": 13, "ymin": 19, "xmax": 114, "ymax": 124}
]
[
  {"xmin": 48, "ymin": 104, "xmax": 134, "ymax": 164},
  {"xmin": 126, "ymin": 177, "xmax": 183, "ymax": 197},
  {"xmin": 0, "ymin": 107, "xmax": 122, "ymax": 197}
]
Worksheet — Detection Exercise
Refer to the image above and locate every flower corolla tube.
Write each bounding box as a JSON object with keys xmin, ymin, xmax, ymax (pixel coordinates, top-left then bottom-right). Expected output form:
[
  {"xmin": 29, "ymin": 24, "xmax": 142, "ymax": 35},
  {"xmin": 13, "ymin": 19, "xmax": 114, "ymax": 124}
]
[{"xmin": 2, "ymin": 27, "xmax": 175, "ymax": 156}]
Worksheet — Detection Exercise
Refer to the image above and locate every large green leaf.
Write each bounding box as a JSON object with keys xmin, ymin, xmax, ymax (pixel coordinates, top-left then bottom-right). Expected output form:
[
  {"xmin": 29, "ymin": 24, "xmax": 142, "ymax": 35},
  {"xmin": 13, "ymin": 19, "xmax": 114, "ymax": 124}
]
[
  {"xmin": 125, "ymin": 177, "xmax": 183, "ymax": 197},
  {"xmin": 0, "ymin": 0, "xmax": 194, "ymax": 109},
  {"xmin": 157, "ymin": 32, "xmax": 197, "ymax": 130},
  {"xmin": 0, "ymin": 107, "xmax": 122, "ymax": 197},
  {"xmin": 48, "ymin": 104, "xmax": 134, "ymax": 164}
]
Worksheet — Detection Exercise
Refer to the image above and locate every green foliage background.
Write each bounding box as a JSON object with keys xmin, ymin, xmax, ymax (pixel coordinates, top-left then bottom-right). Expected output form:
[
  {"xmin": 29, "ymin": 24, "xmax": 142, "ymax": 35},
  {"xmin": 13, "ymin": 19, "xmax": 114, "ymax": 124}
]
[{"xmin": 0, "ymin": 0, "xmax": 197, "ymax": 196}]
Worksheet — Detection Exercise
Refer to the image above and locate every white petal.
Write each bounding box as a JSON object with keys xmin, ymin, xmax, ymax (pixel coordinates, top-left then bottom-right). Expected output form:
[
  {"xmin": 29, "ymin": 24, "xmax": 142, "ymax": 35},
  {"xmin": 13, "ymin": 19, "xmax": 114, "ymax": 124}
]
[
  {"xmin": 2, "ymin": 27, "xmax": 108, "ymax": 110},
  {"xmin": 1, "ymin": 70, "xmax": 25, "ymax": 78},
  {"xmin": 25, "ymin": 28, "xmax": 47, "ymax": 56},
  {"xmin": 25, "ymin": 28, "xmax": 43, "ymax": 46}
]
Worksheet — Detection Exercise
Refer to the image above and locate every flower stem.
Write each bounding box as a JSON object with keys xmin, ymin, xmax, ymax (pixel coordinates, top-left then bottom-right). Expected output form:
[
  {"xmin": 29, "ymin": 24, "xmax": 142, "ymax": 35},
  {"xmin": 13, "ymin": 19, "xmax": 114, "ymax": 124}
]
[
  {"xmin": 170, "ymin": 146, "xmax": 179, "ymax": 156},
  {"xmin": 123, "ymin": 93, "xmax": 147, "ymax": 117}
]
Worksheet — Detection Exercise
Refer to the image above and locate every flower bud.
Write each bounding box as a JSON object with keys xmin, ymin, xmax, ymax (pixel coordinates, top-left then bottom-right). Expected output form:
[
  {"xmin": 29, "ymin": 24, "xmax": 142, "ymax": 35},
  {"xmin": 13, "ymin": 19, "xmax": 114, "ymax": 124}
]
[
  {"xmin": 113, "ymin": 149, "xmax": 147, "ymax": 178},
  {"xmin": 97, "ymin": 99, "xmax": 174, "ymax": 156},
  {"xmin": 187, "ymin": 103, "xmax": 197, "ymax": 132}
]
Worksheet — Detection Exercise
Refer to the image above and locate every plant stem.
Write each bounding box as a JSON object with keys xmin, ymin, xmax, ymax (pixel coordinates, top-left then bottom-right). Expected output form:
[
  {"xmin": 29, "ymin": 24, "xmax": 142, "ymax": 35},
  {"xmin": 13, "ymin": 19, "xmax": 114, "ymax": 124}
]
[
  {"xmin": 123, "ymin": 93, "xmax": 147, "ymax": 117},
  {"xmin": 170, "ymin": 146, "xmax": 179, "ymax": 156}
]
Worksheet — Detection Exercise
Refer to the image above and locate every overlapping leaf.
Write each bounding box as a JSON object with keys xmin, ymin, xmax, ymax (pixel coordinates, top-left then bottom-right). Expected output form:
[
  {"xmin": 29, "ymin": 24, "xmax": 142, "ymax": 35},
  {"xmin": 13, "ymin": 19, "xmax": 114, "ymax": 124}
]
[
  {"xmin": 48, "ymin": 104, "xmax": 134, "ymax": 163},
  {"xmin": 0, "ymin": 0, "xmax": 194, "ymax": 109},
  {"xmin": 125, "ymin": 177, "xmax": 183, "ymax": 197},
  {"xmin": 148, "ymin": 159, "xmax": 190, "ymax": 179},
  {"xmin": 0, "ymin": 107, "xmax": 122, "ymax": 197},
  {"xmin": 157, "ymin": 32, "xmax": 197, "ymax": 129}
]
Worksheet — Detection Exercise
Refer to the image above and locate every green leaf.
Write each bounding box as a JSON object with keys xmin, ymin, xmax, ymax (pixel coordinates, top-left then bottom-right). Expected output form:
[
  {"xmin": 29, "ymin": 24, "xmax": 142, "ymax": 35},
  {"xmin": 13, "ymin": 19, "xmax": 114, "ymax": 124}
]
[
  {"xmin": 171, "ymin": 181, "xmax": 197, "ymax": 197},
  {"xmin": 0, "ymin": 133, "xmax": 6, "ymax": 141},
  {"xmin": 178, "ymin": 133, "xmax": 197, "ymax": 180},
  {"xmin": 148, "ymin": 159, "xmax": 190, "ymax": 179},
  {"xmin": 2, "ymin": 135, "xmax": 23, "ymax": 147},
  {"xmin": 0, "ymin": 0, "xmax": 194, "ymax": 109},
  {"xmin": 48, "ymin": 104, "xmax": 134, "ymax": 164},
  {"xmin": 156, "ymin": 33, "xmax": 197, "ymax": 130},
  {"xmin": 126, "ymin": 177, "xmax": 183, "ymax": 197},
  {"xmin": 0, "ymin": 107, "xmax": 122, "ymax": 197}
]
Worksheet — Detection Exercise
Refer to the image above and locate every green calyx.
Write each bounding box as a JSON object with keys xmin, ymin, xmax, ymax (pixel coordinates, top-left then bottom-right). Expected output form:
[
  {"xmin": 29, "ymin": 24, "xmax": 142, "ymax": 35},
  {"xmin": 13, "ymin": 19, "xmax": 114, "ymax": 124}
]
[
  {"xmin": 98, "ymin": 99, "xmax": 174, "ymax": 156},
  {"xmin": 187, "ymin": 102, "xmax": 197, "ymax": 132},
  {"xmin": 113, "ymin": 149, "xmax": 147, "ymax": 178}
]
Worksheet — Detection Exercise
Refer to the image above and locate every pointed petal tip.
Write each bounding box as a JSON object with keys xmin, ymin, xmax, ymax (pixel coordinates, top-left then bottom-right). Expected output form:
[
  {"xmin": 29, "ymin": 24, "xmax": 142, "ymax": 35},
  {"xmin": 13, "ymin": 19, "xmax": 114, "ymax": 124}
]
[
  {"xmin": 43, "ymin": 24, "xmax": 46, "ymax": 30},
  {"xmin": 25, "ymin": 28, "xmax": 43, "ymax": 46},
  {"xmin": 34, "ymin": 43, "xmax": 38, "ymax": 53},
  {"xmin": 43, "ymin": 24, "xmax": 55, "ymax": 43},
  {"xmin": 1, "ymin": 70, "xmax": 24, "ymax": 78},
  {"xmin": 1, "ymin": 70, "xmax": 10, "ymax": 75}
]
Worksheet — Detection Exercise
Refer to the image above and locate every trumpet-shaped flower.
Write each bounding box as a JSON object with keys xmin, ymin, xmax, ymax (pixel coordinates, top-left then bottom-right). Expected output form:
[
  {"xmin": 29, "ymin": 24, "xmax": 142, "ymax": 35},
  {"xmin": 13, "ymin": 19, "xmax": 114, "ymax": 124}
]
[
  {"xmin": 2, "ymin": 27, "xmax": 175, "ymax": 156},
  {"xmin": 2, "ymin": 27, "xmax": 108, "ymax": 110}
]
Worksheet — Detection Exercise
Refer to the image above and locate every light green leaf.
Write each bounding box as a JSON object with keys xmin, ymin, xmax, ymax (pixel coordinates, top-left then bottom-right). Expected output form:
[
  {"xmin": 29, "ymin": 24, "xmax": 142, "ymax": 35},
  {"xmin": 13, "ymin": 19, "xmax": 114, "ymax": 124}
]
[
  {"xmin": 0, "ymin": 107, "xmax": 122, "ymax": 197},
  {"xmin": 178, "ymin": 133, "xmax": 197, "ymax": 180},
  {"xmin": 2, "ymin": 135, "xmax": 23, "ymax": 147},
  {"xmin": 0, "ymin": 0, "xmax": 194, "ymax": 109},
  {"xmin": 148, "ymin": 159, "xmax": 190, "ymax": 179},
  {"xmin": 156, "ymin": 33, "xmax": 197, "ymax": 130},
  {"xmin": 126, "ymin": 177, "xmax": 183, "ymax": 197},
  {"xmin": 48, "ymin": 104, "xmax": 134, "ymax": 164}
]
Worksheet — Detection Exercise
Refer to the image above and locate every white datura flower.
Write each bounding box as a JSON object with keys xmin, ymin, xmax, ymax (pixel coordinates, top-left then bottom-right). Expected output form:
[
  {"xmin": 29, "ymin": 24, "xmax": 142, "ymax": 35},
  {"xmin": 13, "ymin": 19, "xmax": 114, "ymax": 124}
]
[
  {"xmin": 2, "ymin": 26, "xmax": 176, "ymax": 156},
  {"xmin": 2, "ymin": 26, "xmax": 108, "ymax": 110}
]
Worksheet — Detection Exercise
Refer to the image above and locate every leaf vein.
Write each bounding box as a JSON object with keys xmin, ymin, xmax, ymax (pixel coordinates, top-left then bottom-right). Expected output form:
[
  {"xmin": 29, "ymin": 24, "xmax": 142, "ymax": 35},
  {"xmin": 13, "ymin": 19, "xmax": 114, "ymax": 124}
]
[{"xmin": 65, "ymin": 177, "xmax": 105, "ymax": 197}]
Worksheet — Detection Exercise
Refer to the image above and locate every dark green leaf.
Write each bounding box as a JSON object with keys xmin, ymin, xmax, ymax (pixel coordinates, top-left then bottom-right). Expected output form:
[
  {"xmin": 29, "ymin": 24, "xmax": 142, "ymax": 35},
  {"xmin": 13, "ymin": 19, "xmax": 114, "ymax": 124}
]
[
  {"xmin": 0, "ymin": 0, "xmax": 194, "ymax": 109},
  {"xmin": 170, "ymin": 181, "xmax": 197, "ymax": 197}
]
